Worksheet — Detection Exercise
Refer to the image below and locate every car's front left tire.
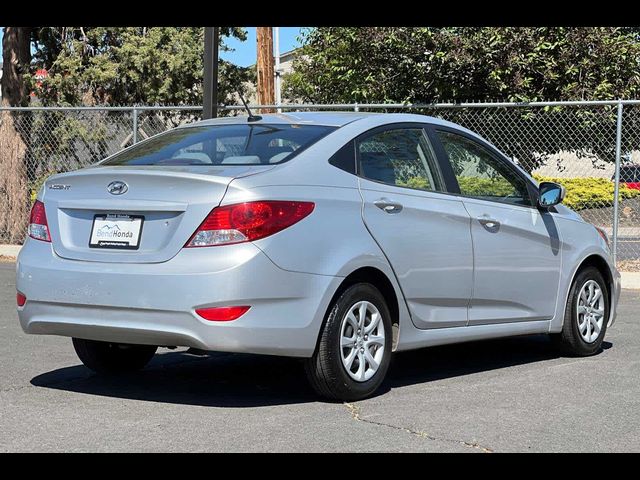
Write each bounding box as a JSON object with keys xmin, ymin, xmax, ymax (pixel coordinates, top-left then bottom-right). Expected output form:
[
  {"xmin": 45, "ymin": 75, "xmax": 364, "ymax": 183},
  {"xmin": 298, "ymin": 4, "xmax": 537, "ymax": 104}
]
[
  {"xmin": 304, "ymin": 283, "xmax": 393, "ymax": 401},
  {"xmin": 72, "ymin": 338, "xmax": 157, "ymax": 374},
  {"xmin": 552, "ymin": 266, "xmax": 610, "ymax": 356}
]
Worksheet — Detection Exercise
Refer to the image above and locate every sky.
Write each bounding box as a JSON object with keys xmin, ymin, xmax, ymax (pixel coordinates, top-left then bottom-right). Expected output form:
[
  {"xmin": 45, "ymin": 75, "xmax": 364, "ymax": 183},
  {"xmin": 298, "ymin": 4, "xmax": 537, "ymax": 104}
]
[
  {"xmin": 0, "ymin": 27, "xmax": 306, "ymax": 66},
  {"xmin": 221, "ymin": 27, "xmax": 305, "ymax": 66}
]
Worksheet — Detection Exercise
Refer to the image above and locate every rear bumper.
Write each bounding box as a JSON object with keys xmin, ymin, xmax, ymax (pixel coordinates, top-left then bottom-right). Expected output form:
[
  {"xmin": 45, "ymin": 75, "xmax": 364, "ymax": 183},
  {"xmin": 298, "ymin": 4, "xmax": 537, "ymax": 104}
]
[{"xmin": 16, "ymin": 239, "xmax": 340, "ymax": 357}]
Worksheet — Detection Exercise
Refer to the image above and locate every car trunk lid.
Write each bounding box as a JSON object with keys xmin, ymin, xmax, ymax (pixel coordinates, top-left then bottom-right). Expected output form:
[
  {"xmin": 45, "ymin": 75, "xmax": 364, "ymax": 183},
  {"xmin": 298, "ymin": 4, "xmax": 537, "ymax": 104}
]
[{"xmin": 42, "ymin": 165, "xmax": 271, "ymax": 263}]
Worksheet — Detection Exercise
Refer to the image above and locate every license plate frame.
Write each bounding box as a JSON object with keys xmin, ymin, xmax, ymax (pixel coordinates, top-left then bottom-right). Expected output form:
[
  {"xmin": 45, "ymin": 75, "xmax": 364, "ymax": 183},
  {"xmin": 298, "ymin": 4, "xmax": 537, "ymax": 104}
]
[{"xmin": 89, "ymin": 214, "xmax": 144, "ymax": 250}]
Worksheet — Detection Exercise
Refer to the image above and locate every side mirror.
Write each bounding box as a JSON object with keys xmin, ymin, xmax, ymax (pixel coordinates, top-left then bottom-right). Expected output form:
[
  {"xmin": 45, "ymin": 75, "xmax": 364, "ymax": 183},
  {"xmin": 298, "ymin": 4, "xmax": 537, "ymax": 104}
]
[{"xmin": 538, "ymin": 181, "xmax": 566, "ymax": 208}]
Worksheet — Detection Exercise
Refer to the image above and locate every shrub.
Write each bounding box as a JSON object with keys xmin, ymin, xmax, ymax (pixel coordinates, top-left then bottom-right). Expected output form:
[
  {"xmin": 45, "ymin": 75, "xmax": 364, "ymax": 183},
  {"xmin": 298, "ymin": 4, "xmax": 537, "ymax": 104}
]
[
  {"xmin": 456, "ymin": 177, "xmax": 514, "ymax": 197},
  {"xmin": 533, "ymin": 175, "xmax": 640, "ymax": 210},
  {"xmin": 396, "ymin": 177, "xmax": 430, "ymax": 190}
]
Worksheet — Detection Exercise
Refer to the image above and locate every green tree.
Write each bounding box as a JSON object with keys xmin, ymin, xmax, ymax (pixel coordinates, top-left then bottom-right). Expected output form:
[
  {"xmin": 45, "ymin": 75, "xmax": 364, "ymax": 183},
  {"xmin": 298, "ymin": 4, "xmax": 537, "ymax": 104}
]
[
  {"xmin": 29, "ymin": 27, "xmax": 252, "ymax": 106},
  {"xmin": 286, "ymin": 27, "xmax": 640, "ymax": 103}
]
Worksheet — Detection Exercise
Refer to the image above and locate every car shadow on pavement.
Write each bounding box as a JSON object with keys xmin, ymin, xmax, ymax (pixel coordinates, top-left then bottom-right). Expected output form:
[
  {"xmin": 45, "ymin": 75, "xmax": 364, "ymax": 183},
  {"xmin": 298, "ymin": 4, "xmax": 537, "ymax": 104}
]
[
  {"xmin": 387, "ymin": 335, "xmax": 612, "ymax": 389},
  {"xmin": 31, "ymin": 349, "xmax": 318, "ymax": 407},
  {"xmin": 30, "ymin": 335, "xmax": 612, "ymax": 407}
]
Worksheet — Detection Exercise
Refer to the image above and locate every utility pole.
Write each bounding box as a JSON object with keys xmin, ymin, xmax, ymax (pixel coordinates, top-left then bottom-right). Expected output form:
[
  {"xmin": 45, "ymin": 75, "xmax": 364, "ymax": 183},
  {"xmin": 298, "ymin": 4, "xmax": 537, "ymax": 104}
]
[
  {"xmin": 203, "ymin": 27, "xmax": 220, "ymax": 119},
  {"xmin": 256, "ymin": 27, "xmax": 275, "ymax": 113},
  {"xmin": 274, "ymin": 27, "xmax": 282, "ymax": 113}
]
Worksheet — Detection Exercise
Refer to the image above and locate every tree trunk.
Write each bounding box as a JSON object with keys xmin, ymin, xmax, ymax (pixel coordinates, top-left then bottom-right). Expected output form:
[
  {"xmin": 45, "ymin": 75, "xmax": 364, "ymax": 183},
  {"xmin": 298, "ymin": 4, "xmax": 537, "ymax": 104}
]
[
  {"xmin": 0, "ymin": 27, "xmax": 32, "ymax": 244},
  {"xmin": 1, "ymin": 27, "xmax": 32, "ymax": 106}
]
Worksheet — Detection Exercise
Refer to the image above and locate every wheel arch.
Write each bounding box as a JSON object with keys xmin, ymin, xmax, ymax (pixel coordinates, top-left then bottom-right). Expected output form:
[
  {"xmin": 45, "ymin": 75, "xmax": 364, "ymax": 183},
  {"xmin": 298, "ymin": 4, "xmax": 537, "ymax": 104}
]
[
  {"xmin": 560, "ymin": 253, "xmax": 615, "ymax": 330},
  {"xmin": 322, "ymin": 267, "xmax": 401, "ymax": 352},
  {"xmin": 576, "ymin": 254, "xmax": 614, "ymax": 303}
]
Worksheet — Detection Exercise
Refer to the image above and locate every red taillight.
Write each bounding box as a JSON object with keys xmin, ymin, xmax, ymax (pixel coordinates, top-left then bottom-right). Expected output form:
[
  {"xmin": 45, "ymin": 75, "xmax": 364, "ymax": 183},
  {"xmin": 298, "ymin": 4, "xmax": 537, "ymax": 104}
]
[
  {"xmin": 195, "ymin": 306, "xmax": 250, "ymax": 321},
  {"xmin": 16, "ymin": 292, "xmax": 26, "ymax": 307},
  {"xmin": 186, "ymin": 201, "xmax": 315, "ymax": 247},
  {"xmin": 28, "ymin": 200, "xmax": 51, "ymax": 242}
]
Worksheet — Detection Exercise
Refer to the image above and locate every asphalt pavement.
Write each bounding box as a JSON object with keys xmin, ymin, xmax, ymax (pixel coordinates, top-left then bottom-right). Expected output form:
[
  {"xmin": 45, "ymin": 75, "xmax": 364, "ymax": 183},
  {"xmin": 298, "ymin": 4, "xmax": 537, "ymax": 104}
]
[{"xmin": 1, "ymin": 260, "xmax": 639, "ymax": 452}]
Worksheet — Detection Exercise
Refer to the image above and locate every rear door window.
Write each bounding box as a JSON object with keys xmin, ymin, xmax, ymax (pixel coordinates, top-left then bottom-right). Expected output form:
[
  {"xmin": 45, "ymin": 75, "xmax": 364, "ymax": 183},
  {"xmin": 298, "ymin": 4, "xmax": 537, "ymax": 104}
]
[{"xmin": 356, "ymin": 128, "xmax": 445, "ymax": 192}]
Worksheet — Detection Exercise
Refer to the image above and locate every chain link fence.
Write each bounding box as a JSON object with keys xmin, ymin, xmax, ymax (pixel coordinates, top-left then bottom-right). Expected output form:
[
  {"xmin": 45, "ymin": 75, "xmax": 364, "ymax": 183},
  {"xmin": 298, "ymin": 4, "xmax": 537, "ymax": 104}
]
[{"xmin": 1, "ymin": 101, "xmax": 639, "ymax": 268}]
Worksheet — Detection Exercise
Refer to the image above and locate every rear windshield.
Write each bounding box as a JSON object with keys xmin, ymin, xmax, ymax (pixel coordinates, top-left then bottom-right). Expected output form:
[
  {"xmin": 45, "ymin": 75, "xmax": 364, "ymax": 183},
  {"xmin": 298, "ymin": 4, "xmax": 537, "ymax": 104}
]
[{"xmin": 100, "ymin": 124, "xmax": 336, "ymax": 166}]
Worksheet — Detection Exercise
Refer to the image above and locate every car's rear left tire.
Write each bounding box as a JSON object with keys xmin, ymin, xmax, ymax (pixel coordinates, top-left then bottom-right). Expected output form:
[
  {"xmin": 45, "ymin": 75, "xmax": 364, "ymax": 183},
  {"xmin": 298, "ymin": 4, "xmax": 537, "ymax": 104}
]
[
  {"xmin": 72, "ymin": 338, "xmax": 157, "ymax": 374},
  {"xmin": 552, "ymin": 266, "xmax": 609, "ymax": 356},
  {"xmin": 304, "ymin": 283, "xmax": 393, "ymax": 401}
]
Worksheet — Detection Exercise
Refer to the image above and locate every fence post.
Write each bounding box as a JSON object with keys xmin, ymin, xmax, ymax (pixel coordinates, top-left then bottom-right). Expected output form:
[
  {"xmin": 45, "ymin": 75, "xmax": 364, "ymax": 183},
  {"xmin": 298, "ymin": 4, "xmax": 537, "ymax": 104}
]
[
  {"xmin": 612, "ymin": 100, "xmax": 624, "ymax": 265},
  {"xmin": 132, "ymin": 107, "xmax": 139, "ymax": 144}
]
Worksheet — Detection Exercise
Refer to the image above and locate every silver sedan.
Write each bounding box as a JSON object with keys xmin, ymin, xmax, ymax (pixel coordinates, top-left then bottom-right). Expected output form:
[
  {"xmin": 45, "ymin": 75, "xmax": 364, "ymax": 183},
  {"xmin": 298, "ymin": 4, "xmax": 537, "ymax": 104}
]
[{"xmin": 16, "ymin": 112, "xmax": 620, "ymax": 400}]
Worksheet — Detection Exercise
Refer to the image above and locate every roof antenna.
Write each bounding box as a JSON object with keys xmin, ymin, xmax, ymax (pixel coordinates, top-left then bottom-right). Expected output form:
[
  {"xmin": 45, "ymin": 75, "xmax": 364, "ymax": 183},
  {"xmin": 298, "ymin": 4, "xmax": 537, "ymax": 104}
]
[{"xmin": 238, "ymin": 91, "xmax": 262, "ymax": 122}]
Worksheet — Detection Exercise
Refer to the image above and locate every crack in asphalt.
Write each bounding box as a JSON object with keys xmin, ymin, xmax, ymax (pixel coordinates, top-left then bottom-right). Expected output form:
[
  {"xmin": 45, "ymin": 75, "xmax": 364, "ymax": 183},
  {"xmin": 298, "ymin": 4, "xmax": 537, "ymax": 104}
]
[{"xmin": 344, "ymin": 402, "xmax": 494, "ymax": 453}]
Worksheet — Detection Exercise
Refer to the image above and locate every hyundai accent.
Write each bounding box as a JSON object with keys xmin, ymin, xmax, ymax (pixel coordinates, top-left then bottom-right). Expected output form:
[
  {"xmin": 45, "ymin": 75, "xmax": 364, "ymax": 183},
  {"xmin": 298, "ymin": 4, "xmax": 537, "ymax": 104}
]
[{"xmin": 16, "ymin": 112, "xmax": 620, "ymax": 400}]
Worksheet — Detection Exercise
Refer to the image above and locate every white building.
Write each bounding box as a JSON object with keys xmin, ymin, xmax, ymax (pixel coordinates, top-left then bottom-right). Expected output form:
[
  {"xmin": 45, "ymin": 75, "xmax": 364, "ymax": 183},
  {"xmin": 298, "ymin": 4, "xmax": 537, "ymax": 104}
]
[
  {"xmin": 277, "ymin": 48, "xmax": 299, "ymax": 76},
  {"xmin": 236, "ymin": 48, "xmax": 301, "ymax": 106}
]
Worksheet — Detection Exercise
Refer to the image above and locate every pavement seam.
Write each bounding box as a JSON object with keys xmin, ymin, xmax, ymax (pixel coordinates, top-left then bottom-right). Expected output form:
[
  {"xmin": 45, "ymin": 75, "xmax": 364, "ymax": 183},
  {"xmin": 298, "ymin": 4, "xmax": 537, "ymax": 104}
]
[{"xmin": 344, "ymin": 402, "xmax": 494, "ymax": 453}]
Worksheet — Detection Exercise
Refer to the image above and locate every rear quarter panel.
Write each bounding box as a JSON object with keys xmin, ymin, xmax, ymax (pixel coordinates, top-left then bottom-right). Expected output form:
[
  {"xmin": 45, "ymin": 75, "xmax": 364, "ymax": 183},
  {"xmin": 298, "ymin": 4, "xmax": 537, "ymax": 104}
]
[{"xmin": 224, "ymin": 183, "xmax": 389, "ymax": 277}]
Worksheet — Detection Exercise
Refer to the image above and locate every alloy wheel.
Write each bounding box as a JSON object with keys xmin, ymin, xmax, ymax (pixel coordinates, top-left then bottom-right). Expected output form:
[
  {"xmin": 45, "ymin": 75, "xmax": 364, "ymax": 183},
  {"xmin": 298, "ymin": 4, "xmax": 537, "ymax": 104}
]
[
  {"xmin": 576, "ymin": 279, "xmax": 605, "ymax": 344},
  {"xmin": 339, "ymin": 301, "xmax": 386, "ymax": 382}
]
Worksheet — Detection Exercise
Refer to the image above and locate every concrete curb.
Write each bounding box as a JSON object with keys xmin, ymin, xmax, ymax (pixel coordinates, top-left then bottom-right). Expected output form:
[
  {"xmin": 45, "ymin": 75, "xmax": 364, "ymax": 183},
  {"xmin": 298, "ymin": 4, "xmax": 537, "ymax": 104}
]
[
  {"xmin": 2, "ymin": 243, "xmax": 640, "ymax": 289},
  {"xmin": 0, "ymin": 245, "xmax": 21, "ymax": 258},
  {"xmin": 621, "ymin": 272, "xmax": 640, "ymax": 290}
]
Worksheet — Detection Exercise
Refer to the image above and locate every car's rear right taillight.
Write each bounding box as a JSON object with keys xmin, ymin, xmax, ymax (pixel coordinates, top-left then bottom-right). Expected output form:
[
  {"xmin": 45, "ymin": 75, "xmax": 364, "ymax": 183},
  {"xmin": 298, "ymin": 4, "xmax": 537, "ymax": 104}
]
[
  {"xmin": 185, "ymin": 201, "xmax": 315, "ymax": 248},
  {"xmin": 28, "ymin": 200, "xmax": 51, "ymax": 242}
]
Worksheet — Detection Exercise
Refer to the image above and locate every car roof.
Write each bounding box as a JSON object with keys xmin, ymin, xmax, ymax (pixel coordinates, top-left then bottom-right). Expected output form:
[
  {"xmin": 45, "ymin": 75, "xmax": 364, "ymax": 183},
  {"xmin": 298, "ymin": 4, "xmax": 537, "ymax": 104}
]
[
  {"xmin": 187, "ymin": 111, "xmax": 369, "ymax": 128},
  {"xmin": 186, "ymin": 111, "xmax": 459, "ymax": 129}
]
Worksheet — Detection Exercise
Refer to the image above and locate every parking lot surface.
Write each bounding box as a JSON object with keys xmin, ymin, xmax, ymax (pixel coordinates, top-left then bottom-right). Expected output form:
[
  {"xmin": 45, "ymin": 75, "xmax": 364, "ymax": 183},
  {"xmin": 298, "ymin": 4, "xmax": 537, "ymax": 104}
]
[{"xmin": 1, "ymin": 261, "xmax": 639, "ymax": 452}]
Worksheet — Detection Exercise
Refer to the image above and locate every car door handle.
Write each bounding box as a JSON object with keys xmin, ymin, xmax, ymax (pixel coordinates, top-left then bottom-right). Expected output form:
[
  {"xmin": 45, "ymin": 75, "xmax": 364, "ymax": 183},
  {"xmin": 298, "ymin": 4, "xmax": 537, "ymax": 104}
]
[
  {"xmin": 477, "ymin": 216, "xmax": 501, "ymax": 232},
  {"xmin": 374, "ymin": 198, "xmax": 403, "ymax": 214}
]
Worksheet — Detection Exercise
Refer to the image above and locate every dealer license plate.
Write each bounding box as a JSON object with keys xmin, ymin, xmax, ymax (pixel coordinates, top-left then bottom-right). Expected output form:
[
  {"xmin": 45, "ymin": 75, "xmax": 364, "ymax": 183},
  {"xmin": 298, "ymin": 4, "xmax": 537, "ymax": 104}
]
[{"xmin": 89, "ymin": 214, "xmax": 144, "ymax": 250}]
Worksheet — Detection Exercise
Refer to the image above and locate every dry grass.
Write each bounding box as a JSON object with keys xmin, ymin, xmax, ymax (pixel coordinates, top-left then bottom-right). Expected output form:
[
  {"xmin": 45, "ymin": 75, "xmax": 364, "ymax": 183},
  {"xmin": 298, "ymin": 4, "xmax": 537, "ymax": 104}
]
[
  {"xmin": 617, "ymin": 259, "xmax": 640, "ymax": 272},
  {"xmin": 0, "ymin": 255, "xmax": 16, "ymax": 262}
]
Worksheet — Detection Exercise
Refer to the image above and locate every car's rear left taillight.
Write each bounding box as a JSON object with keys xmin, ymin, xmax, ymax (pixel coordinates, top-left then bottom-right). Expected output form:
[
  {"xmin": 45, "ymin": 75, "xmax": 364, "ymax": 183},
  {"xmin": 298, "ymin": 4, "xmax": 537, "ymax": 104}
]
[
  {"xmin": 28, "ymin": 200, "xmax": 51, "ymax": 242},
  {"xmin": 185, "ymin": 201, "xmax": 314, "ymax": 247},
  {"xmin": 16, "ymin": 292, "xmax": 26, "ymax": 307}
]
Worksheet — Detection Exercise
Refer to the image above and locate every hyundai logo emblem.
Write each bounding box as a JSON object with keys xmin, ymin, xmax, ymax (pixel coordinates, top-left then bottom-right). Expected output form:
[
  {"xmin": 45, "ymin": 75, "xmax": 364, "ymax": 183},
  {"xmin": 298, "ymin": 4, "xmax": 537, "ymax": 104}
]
[{"xmin": 107, "ymin": 181, "xmax": 128, "ymax": 195}]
